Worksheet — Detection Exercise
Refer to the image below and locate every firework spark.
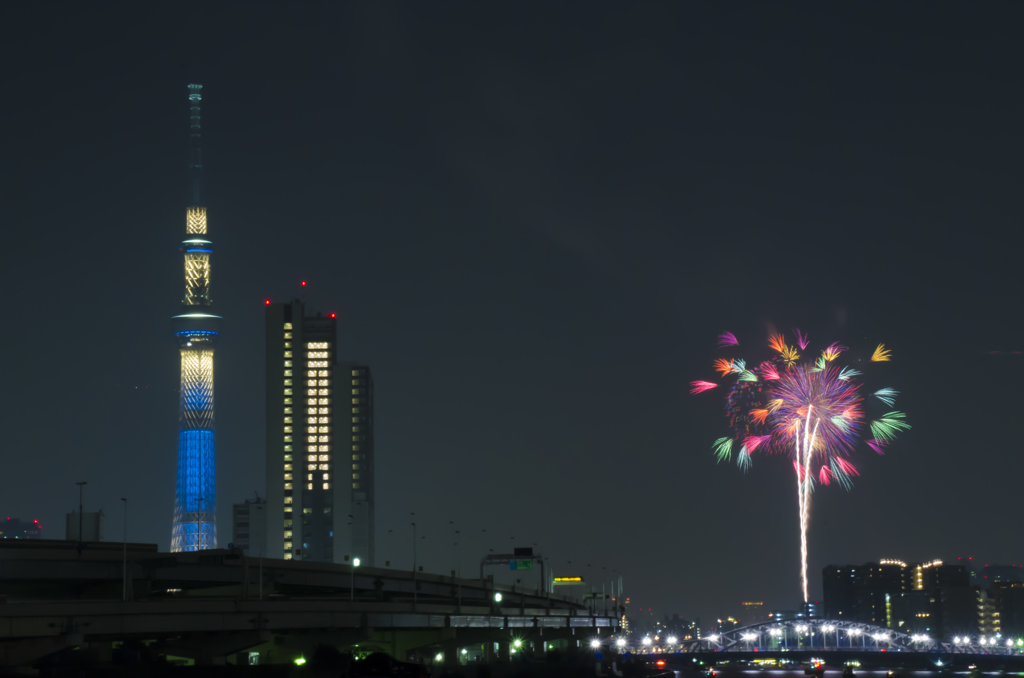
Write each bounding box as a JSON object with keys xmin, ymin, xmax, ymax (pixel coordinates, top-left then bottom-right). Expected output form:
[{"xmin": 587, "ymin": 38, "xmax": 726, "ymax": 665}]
[
  {"xmin": 738, "ymin": 370, "xmax": 759, "ymax": 382},
  {"xmin": 760, "ymin": 362, "xmax": 781, "ymax": 381},
  {"xmin": 714, "ymin": 358, "xmax": 734, "ymax": 376},
  {"xmin": 781, "ymin": 346, "xmax": 800, "ymax": 366},
  {"xmin": 737, "ymin": 448, "xmax": 752, "ymax": 472},
  {"xmin": 874, "ymin": 388, "xmax": 899, "ymax": 406},
  {"xmin": 870, "ymin": 411, "xmax": 911, "ymax": 442},
  {"xmin": 690, "ymin": 380, "xmax": 718, "ymax": 395},
  {"xmin": 867, "ymin": 439, "xmax": 887, "ymax": 455},
  {"xmin": 871, "ymin": 343, "xmax": 892, "ymax": 362},
  {"xmin": 793, "ymin": 328, "xmax": 810, "ymax": 350},
  {"xmin": 713, "ymin": 437, "xmax": 734, "ymax": 463},
  {"xmin": 838, "ymin": 367, "xmax": 862, "ymax": 381},
  {"xmin": 744, "ymin": 434, "xmax": 771, "ymax": 453},
  {"xmin": 769, "ymin": 334, "xmax": 787, "ymax": 353},
  {"xmin": 718, "ymin": 332, "xmax": 739, "ymax": 348}
]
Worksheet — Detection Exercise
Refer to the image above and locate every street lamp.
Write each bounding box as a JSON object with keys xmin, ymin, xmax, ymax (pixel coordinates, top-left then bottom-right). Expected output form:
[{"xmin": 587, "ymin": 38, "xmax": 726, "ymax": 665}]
[
  {"xmin": 642, "ymin": 637, "xmax": 652, "ymax": 647},
  {"xmin": 350, "ymin": 556, "xmax": 360, "ymax": 602},
  {"xmin": 667, "ymin": 636, "xmax": 678, "ymax": 645},
  {"xmin": 494, "ymin": 592, "xmax": 503, "ymax": 603},
  {"xmin": 75, "ymin": 481, "xmax": 87, "ymax": 553},
  {"xmin": 616, "ymin": 638, "xmax": 626, "ymax": 648},
  {"xmin": 120, "ymin": 497, "xmax": 127, "ymax": 602},
  {"xmin": 590, "ymin": 640, "xmax": 601, "ymax": 649}
]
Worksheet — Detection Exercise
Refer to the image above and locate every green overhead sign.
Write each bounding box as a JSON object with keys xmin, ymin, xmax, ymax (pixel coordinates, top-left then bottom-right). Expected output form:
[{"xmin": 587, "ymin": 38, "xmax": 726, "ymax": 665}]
[{"xmin": 510, "ymin": 559, "xmax": 533, "ymax": 571}]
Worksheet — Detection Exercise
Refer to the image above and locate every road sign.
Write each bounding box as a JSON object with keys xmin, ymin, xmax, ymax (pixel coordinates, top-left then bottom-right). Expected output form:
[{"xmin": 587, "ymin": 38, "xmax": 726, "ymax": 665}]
[{"xmin": 509, "ymin": 559, "xmax": 533, "ymax": 571}]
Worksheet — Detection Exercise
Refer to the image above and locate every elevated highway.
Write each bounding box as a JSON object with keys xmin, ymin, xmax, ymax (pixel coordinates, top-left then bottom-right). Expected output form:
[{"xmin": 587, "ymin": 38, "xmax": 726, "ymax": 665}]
[{"xmin": 0, "ymin": 540, "xmax": 618, "ymax": 667}]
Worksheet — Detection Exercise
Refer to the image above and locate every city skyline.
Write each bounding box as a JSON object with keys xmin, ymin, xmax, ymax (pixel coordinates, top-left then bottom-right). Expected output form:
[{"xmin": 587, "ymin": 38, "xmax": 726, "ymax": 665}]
[{"xmin": 1, "ymin": 3, "xmax": 1023, "ymax": 625}]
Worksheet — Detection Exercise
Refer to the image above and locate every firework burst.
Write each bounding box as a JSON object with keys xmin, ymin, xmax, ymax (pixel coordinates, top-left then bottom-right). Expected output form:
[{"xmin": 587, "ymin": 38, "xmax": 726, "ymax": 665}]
[{"xmin": 692, "ymin": 328, "xmax": 909, "ymax": 603}]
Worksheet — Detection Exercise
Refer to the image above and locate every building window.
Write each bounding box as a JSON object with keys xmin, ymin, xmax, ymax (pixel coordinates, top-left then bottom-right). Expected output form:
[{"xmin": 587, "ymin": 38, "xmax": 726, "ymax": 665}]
[
  {"xmin": 323, "ymin": 473, "xmax": 330, "ymax": 480},
  {"xmin": 284, "ymin": 379, "xmax": 293, "ymax": 386},
  {"xmin": 308, "ymin": 351, "xmax": 329, "ymax": 359},
  {"xmin": 308, "ymin": 360, "xmax": 328, "ymax": 368},
  {"xmin": 284, "ymin": 497, "xmax": 293, "ymax": 505},
  {"xmin": 306, "ymin": 483, "xmax": 313, "ymax": 490},
  {"xmin": 284, "ymin": 361, "xmax": 293, "ymax": 368},
  {"xmin": 353, "ymin": 473, "xmax": 360, "ymax": 480},
  {"xmin": 323, "ymin": 483, "xmax": 330, "ymax": 490},
  {"xmin": 284, "ymin": 464, "xmax": 293, "ymax": 471},
  {"xmin": 284, "ymin": 417, "xmax": 293, "ymax": 424},
  {"xmin": 284, "ymin": 397, "xmax": 293, "ymax": 404},
  {"xmin": 284, "ymin": 541, "xmax": 293, "ymax": 550},
  {"xmin": 318, "ymin": 379, "xmax": 331, "ymax": 386},
  {"xmin": 284, "ymin": 446, "xmax": 293, "ymax": 453},
  {"xmin": 284, "ymin": 351, "xmax": 293, "ymax": 358},
  {"xmin": 284, "ymin": 483, "xmax": 293, "ymax": 490},
  {"xmin": 284, "ymin": 408, "xmax": 293, "ymax": 415},
  {"xmin": 284, "ymin": 473, "xmax": 293, "ymax": 481},
  {"xmin": 307, "ymin": 370, "xmax": 317, "ymax": 378},
  {"xmin": 307, "ymin": 455, "xmax": 317, "ymax": 462},
  {"xmin": 307, "ymin": 342, "xmax": 327, "ymax": 349},
  {"xmin": 284, "ymin": 531, "xmax": 292, "ymax": 539},
  {"xmin": 284, "ymin": 436, "xmax": 293, "ymax": 443},
  {"xmin": 318, "ymin": 370, "xmax": 329, "ymax": 377},
  {"xmin": 318, "ymin": 463, "xmax": 329, "ymax": 470},
  {"xmin": 353, "ymin": 483, "xmax": 361, "ymax": 489},
  {"xmin": 352, "ymin": 464, "xmax": 360, "ymax": 470},
  {"xmin": 353, "ymin": 445, "xmax": 360, "ymax": 451},
  {"xmin": 318, "ymin": 454, "xmax": 330, "ymax": 461},
  {"xmin": 284, "ymin": 426, "xmax": 293, "ymax": 433}
]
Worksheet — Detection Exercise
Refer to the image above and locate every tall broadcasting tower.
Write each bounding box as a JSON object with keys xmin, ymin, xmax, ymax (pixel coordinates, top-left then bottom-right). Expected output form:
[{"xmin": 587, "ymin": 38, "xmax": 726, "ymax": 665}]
[{"xmin": 170, "ymin": 84, "xmax": 220, "ymax": 551}]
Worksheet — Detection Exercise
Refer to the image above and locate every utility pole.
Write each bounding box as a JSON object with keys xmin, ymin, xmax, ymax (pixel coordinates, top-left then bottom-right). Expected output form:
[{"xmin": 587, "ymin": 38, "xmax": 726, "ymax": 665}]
[
  {"xmin": 75, "ymin": 481, "xmax": 87, "ymax": 554},
  {"xmin": 121, "ymin": 497, "xmax": 127, "ymax": 601}
]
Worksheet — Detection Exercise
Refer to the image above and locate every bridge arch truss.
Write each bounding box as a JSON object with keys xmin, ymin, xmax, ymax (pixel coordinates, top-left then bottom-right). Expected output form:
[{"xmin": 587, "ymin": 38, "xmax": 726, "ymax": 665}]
[{"xmin": 678, "ymin": 619, "xmax": 951, "ymax": 653}]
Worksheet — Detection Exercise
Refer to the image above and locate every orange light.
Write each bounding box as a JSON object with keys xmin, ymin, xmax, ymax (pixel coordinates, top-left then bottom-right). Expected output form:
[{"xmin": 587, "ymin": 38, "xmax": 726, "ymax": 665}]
[
  {"xmin": 265, "ymin": 299, "xmax": 271, "ymax": 305},
  {"xmin": 656, "ymin": 660, "xmax": 666, "ymax": 667},
  {"xmin": 301, "ymin": 281, "xmax": 306, "ymax": 286}
]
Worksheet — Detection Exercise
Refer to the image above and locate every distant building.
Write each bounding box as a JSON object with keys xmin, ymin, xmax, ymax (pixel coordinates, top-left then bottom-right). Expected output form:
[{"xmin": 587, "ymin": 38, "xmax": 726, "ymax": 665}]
[
  {"xmin": 66, "ymin": 511, "xmax": 104, "ymax": 541},
  {"xmin": 231, "ymin": 496, "xmax": 267, "ymax": 556},
  {"xmin": 822, "ymin": 558, "xmax": 973, "ymax": 636},
  {"xmin": 992, "ymin": 582, "xmax": 1024, "ymax": 636},
  {"xmin": 265, "ymin": 300, "xmax": 375, "ymax": 565},
  {"xmin": 0, "ymin": 518, "xmax": 42, "ymax": 539},
  {"xmin": 663, "ymin": 614, "xmax": 701, "ymax": 641}
]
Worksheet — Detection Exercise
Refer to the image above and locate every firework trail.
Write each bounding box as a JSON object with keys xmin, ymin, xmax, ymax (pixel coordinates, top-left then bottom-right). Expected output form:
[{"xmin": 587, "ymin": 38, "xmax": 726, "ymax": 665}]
[{"xmin": 692, "ymin": 329, "xmax": 909, "ymax": 602}]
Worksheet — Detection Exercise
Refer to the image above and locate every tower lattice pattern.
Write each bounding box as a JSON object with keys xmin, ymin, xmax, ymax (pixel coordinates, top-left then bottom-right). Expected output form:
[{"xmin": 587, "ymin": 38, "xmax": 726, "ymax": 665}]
[
  {"xmin": 183, "ymin": 253, "xmax": 211, "ymax": 305},
  {"xmin": 172, "ymin": 348, "xmax": 217, "ymax": 551},
  {"xmin": 186, "ymin": 206, "xmax": 207, "ymax": 234}
]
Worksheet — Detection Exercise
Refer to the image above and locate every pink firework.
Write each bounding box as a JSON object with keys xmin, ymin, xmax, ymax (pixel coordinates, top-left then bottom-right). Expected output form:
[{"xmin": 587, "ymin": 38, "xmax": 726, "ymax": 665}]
[
  {"xmin": 760, "ymin": 362, "xmax": 781, "ymax": 381},
  {"xmin": 793, "ymin": 328, "xmax": 810, "ymax": 350},
  {"xmin": 718, "ymin": 331, "xmax": 739, "ymax": 348},
  {"xmin": 867, "ymin": 439, "xmax": 887, "ymax": 455},
  {"xmin": 690, "ymin": 380, "xmax": 718, "ymax": 395}
]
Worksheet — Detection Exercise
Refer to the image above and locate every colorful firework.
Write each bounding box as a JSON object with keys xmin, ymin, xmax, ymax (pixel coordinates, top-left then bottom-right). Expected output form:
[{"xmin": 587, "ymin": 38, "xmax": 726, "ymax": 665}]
[
  {"xmin": 690, "ymin": 380, "xmax": 718, "ymax": 395},
  {"xmin": 692, "ymin": 328, "xmax": 909, "ymax": 603}
]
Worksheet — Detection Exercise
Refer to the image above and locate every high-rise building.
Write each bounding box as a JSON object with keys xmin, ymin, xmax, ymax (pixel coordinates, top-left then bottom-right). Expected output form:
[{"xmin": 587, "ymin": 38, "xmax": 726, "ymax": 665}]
[
  {"xmin": 232, "ymin": 496, "xmax": 267, "ymax": 556},
  {"xmin": 170, "ymin": 83, "xmax": 221, "ymax": 551},
  {"xmin": 822, "ymin": 558, "xmax": 973, "ymax": 635},
  {"xmin": 0, "ymin": 518, "xmax": 42, "ymax": 540},
  {"xmin": 265, "ymin": 301, "xmax": 374, "ymax": 564}
]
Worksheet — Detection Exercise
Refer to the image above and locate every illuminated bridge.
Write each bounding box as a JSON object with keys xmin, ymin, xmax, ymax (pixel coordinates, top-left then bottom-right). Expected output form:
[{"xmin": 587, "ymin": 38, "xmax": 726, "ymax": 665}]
[
  {"xmin": 677, "ymin": 619, "xmax": 1013, "ymax": 655},
  {"xmin": 0, "ymin": 540, "xmax": 617, "ymax": 669}
]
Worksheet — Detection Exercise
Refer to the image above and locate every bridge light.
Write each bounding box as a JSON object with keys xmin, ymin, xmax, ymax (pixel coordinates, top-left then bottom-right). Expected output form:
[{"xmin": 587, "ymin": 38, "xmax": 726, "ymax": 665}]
[
  {"xmin": 642, "ymin": 637, "xmax": 652, "ymax": 646},
  {"xmin": 667, "ymin": 636, "xmax": 678, "ymax": 645},
  {"xmin": 591, "ymin": 640, "xmax": 601, "ymax": 649},
  {"xmin": 294, "ymin": 657, "xmax": 306, "ymax": 666},
  {"xmin": 706, "ymin": 635, "xmax": 720, "ymax": 643},
  {"xmin": 822, "ymin": 625, "xmax": 835, "ymax": 632},
  {"xmin": 514, "ymin": 639, "xmax": 522, "ymax": 648},
  {"xmin": 494, "ymin": 592, "xmax": 502, "ymax": 603},
  {"xmin": 616, "ymin": 638, "xmax": 627, "ymax": 648},
  {"xmin": 770, "ymin": 628, "xmax": 782, "ymax": 636},
  {"xmin": 435, "ymin": 653, "xmax": 443, "ymax": 662},
  {"xmin": 741, "ymin": 633, "xmax": 757, "ymax": 642},
  {"xmin": 1008, "ymin": 640, "xmax": 1015, "ymax": 648},
  {"xmin": 954, "ymin": 637, "xmax": 962, "ymax": 644},
  {"xmin": 848, "ymin": 628, "xmax": 861, "ymax": 636},
  {"xmin": 353, "ymin": 558, "xmax": 360, "ymax": 567}
]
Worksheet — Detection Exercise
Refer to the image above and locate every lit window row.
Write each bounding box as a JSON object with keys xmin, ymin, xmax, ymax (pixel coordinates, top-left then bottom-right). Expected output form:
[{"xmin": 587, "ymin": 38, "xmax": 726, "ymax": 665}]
[
  {"xmin": 284, "ymin": 360, "xmax": 293, "ymax": 367},
  {"xmin": 308, "ymin": 360, "xmax": 328, "ymax": 368},
  {"xmin": 307, "ymin": 389, "xmax": 332, "ymax": 396},
  {"xmin": 284, "ymin": 351, "xmax": 293, "ymax": 358},
  {"xmin": 307, "ymin": 342, "xmax": 327, "ymax": 349},
  {"xmin": 308, "ymin": 351, "xmax": 329, "ymax": 359}
]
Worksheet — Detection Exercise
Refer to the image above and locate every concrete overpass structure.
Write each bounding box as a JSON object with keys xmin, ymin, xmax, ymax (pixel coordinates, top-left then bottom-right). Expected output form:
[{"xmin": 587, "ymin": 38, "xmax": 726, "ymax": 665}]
[{"xmin": 0, "ymin": 540, "xmax": 619, "ymax": 668}]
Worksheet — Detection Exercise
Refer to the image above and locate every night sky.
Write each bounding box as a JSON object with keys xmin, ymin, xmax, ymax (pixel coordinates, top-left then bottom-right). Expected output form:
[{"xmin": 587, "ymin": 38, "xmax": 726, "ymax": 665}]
[{"xmin": 2, "ymin": 4, "xmax": 1023, "ymax": 627}]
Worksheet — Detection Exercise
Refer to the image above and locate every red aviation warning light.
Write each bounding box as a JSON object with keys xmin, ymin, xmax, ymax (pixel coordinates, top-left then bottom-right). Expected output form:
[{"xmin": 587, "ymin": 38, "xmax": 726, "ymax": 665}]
[
  {"xmin": 330, "ymin": 313, "xmax": 336, "ymax": 318},
  {"xmin": 265, "ymin": 299, "xmax": 271, "ymax": 305},
  {"xmin": 301, "ymin": 281, "xmax": 307, "ymax": 286}
]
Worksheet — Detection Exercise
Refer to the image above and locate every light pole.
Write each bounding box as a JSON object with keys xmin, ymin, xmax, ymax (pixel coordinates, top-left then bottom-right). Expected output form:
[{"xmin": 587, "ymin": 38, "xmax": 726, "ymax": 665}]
[
  {"xmin": 120, "ymin": 497, "xmax": 127, "ymax": 602},
  {"xmin": 254, "ymin": 504, "xmax": 264, "ymax": 600},
  {"xmin": 350, "ymin": 557, "xmax": 360, "ymax": 602},
  {"xmin": 75, "ymin": 481, "xmax": 87, "ymax": 553}
]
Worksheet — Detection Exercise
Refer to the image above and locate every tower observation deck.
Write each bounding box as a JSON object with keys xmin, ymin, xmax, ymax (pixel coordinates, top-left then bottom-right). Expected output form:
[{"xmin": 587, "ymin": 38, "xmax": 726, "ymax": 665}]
[{"xmin": 170, "ymin": 83, "xmax": 221, "ymax": 551}]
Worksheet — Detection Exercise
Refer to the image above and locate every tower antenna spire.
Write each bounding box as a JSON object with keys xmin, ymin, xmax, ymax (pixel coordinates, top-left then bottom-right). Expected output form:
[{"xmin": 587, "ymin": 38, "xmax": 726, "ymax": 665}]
[{"xmin": 171, "ymin": 83, "xmax": 220, "ymax": 552}]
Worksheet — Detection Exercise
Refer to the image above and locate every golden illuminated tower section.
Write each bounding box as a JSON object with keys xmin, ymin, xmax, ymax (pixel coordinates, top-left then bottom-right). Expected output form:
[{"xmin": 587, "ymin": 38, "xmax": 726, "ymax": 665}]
[{"xmin": 171, "ymin": 83, "xmax": 221, "ymax": 552}]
